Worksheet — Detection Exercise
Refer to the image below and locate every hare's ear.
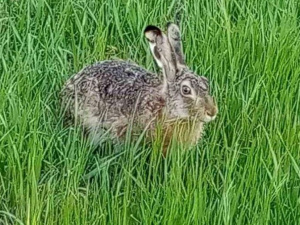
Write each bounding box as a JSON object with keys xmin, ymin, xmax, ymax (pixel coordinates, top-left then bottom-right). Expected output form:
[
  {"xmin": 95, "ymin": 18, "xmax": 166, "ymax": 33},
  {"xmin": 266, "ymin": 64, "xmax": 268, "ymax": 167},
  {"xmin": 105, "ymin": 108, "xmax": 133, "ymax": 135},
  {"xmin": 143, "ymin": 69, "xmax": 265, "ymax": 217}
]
[
  {"xmin": 144, "ymin": 25, "xmax": 177, "ymax": 82},
  {"xmin": 167, "ymin": 23, "xmax": 186, "ymax": 68}
]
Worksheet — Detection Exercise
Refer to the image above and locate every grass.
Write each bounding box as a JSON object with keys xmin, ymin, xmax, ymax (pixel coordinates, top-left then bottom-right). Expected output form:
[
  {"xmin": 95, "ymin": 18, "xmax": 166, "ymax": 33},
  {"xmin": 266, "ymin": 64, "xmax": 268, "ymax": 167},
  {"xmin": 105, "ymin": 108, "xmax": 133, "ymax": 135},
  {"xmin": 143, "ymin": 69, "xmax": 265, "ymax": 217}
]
[{"xmin": 1, "ymin": 0, "xmax": 300, "ymax": 224}]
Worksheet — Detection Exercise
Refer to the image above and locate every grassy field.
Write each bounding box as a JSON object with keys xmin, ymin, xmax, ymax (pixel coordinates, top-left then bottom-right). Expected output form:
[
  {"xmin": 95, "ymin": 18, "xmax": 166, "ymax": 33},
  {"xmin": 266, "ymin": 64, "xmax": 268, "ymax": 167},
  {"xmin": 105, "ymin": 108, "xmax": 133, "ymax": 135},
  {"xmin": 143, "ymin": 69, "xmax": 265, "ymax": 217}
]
[{"xmin": 1, "ymin": 0, "xmax": 300, "ymax": 224}]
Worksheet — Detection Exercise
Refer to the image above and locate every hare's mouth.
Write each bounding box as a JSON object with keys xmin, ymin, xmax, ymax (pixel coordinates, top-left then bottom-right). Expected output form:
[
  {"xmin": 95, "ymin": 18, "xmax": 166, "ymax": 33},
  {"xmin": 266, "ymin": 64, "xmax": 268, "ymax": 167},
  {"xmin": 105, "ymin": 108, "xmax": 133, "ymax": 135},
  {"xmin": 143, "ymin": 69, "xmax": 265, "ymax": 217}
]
[
  {"xmin": 203, "ymin": 114, "xmax": 217, "ymax": 123},
  {"xmin": 189, "ymin": 111, "xmax": 217, "ymax": 123}
]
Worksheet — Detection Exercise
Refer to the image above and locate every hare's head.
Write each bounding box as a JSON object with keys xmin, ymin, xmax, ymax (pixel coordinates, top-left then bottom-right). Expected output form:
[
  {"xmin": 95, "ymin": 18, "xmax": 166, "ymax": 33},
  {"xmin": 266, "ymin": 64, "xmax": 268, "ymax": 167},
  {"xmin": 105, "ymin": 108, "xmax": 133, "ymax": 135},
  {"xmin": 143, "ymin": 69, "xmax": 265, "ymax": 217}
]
[{"xmin": 144, "ymin": 23, "xmax": 218, "ymax": 123}]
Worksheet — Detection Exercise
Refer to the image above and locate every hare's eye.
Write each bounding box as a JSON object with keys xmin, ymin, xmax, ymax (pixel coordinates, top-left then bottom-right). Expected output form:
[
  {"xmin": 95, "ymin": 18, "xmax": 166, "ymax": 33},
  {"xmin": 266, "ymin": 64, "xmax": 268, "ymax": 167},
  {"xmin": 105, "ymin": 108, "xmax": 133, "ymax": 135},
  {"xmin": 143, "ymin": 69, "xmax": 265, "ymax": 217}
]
[{"xmin": 182, "ymin": 85, "xmax": 191, "ymax": 95}]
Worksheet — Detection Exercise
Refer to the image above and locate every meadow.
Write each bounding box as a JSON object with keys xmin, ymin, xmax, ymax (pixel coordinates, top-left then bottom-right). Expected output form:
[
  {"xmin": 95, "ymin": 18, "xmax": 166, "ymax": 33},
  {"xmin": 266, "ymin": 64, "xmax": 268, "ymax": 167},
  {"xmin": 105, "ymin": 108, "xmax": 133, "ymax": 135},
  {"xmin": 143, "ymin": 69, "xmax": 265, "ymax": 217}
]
[{"xmin": 1, "ymin": 0, "xmax": 300, "ymax": 224}]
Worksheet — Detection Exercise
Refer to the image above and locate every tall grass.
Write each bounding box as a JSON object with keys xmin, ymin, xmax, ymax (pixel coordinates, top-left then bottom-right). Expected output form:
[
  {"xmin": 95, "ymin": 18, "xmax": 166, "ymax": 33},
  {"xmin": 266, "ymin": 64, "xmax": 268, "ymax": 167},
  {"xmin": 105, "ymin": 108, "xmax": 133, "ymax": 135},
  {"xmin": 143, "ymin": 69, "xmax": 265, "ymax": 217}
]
[{"xmin": 0, "ymin": 0, "xmax": 300, "ymax": 224}]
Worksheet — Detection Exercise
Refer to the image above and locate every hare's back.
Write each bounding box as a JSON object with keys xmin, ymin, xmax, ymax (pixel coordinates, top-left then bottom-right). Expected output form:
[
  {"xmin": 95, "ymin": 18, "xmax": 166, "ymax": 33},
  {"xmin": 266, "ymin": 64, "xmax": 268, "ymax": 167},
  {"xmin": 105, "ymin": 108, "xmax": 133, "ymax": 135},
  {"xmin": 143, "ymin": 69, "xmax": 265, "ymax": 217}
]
[
  {"xmin": 64, "ymin": 60, "xmax": 161, "ymax": 91},
  {"xmin": 62, "ymin": 60, "xmax": 163, "ymax": 118},
  {"xmin": 85, "ymin": 60, "xmax": 162, "ymax": 96},
  {"xmin": 82, "ymin": 60, "xmax": 159, "ymax": 82}
]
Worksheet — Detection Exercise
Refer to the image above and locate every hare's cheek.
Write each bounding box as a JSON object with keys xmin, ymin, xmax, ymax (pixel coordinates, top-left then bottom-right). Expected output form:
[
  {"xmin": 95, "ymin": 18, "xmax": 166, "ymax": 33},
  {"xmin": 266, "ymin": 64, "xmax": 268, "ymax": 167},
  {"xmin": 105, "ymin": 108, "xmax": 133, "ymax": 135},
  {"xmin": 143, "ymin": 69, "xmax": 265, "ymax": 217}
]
[
  {"xmin": 192, "ymin": 98, "xmax": 205, "ymax": 110},
  {"xmin": 189, "ymin": 103, "xmax": 205, "ymax": 117}
]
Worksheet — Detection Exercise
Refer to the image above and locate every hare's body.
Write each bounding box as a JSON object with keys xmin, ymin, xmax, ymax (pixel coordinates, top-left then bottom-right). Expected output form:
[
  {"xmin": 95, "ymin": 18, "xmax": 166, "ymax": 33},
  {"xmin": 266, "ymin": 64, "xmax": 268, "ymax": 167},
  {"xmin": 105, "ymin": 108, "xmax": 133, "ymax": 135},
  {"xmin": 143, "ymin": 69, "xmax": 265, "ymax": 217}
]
[
  {"xmin": 61, "ymin": 60, "xmax": 205, "ymax": 143},
  {"xmin": 62, "ymin": 60, "xmax": 167, "ymax": 141},
  {"xmin": 61, "ymin": 23, "xmax": 218, "ymax": 153}
]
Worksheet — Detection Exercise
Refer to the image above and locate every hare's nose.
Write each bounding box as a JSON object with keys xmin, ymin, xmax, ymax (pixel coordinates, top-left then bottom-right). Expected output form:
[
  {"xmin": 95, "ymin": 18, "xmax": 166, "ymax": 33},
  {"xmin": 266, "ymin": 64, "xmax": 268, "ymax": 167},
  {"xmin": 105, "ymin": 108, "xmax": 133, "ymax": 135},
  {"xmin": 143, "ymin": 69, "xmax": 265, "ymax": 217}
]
[
  {"xmin": 206, "ymin": 111, "xmax": 214, "ymax": 117},
  {"xmin": 206, "ymin": 107, "xmax": 217, "ymax": 117}
]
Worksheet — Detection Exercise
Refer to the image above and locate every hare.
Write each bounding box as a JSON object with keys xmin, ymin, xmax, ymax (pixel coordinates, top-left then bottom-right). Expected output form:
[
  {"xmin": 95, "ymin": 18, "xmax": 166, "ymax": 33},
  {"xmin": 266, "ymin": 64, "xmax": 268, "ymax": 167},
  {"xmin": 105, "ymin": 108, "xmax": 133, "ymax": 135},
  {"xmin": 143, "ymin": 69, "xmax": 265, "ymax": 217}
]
[{"xmin": 61, "ymin": 23, "xmax": 218, "ymax": 153}]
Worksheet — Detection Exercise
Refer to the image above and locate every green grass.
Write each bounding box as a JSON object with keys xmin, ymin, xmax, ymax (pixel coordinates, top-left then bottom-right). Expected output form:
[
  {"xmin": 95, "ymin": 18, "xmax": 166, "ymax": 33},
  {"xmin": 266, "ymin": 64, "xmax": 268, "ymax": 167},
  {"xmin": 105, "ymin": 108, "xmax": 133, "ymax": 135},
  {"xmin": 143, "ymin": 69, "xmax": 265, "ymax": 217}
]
[{"xmin": 1, "ymin": 0, "xmax": 300, "ymax": 224}]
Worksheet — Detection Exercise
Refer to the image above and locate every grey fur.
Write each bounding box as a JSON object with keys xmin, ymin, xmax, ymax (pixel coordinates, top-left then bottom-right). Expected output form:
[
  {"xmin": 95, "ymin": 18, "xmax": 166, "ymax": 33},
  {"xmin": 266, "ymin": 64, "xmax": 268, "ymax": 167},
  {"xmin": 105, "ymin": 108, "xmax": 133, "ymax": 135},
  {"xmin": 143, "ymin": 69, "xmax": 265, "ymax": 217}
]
[
  {"xmin": 167, "ymin": 23, "xmax": 185, "ymax": 66},
  {"xmin": 61, "ymin": 23, "xmax": 218, "ymax": 152}
]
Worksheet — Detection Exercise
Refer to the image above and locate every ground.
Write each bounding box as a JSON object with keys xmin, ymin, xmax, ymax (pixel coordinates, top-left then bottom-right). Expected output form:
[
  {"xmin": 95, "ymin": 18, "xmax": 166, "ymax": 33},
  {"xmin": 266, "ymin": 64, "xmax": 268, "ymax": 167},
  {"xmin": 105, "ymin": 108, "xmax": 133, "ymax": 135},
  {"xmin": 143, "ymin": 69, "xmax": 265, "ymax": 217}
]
[{"xmin": 0, "ymin": 0, "xmax": 300, "ymax": 224}]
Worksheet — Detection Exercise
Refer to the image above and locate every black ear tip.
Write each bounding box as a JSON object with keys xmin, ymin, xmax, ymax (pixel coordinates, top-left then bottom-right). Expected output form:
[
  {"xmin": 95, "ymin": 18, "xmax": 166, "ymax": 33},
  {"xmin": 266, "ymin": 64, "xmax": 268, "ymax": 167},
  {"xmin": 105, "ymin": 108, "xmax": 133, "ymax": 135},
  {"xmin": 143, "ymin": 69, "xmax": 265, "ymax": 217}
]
[
  {"xmin": 144, "ymin": 25, "xmax": 161, "ymax": 35},
  {"xmin": 166, "ymin": 22, "xmax": 174, "ymax": 28}
]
